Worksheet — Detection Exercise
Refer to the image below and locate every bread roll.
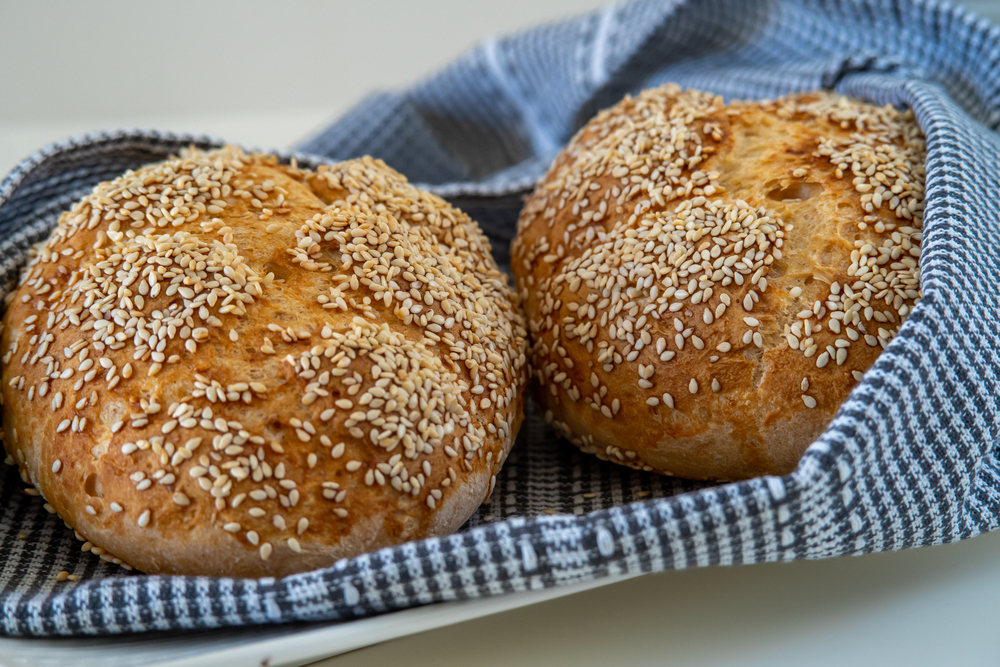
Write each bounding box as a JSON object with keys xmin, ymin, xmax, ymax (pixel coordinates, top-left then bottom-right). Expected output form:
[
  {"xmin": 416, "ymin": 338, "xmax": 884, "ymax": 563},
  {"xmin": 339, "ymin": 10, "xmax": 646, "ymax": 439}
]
[
  {"xmin": 511, "ymin": 85, "xmax": 924, "ymax": 481},
  {"xmin": 1, "ymin": 147, "xmax": 527, "ymax": 577}
]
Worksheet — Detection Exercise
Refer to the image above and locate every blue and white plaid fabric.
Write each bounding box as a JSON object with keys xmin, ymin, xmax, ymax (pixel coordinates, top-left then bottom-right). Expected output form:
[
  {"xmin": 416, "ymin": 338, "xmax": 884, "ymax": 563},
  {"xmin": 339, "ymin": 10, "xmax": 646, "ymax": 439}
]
[{"xmin": 1, "ymin": 0, "xmax": 998, "ymax": 637}]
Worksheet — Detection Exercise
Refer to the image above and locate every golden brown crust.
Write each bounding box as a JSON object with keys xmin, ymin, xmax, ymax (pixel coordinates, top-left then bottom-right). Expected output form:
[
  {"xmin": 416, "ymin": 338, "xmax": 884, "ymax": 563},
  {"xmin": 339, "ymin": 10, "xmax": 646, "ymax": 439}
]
[
  {"xmin": 1, "ymin": 147, "xmax": 527, "ymax": 577},
  {"xmin": 511, "ymin": 85, "xmax": 924, "ymax": 481}
]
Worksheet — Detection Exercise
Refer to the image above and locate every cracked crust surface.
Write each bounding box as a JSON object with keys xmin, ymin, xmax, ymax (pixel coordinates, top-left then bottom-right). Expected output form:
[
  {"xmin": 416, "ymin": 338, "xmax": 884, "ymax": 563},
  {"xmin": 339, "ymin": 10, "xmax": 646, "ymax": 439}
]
[
  {"xmin": 512, "ymin": 85, "xmax": 924, "ymax": 481},
  {"xmin": 1, "ymin": 147, "xmax": 527, "ymax": 576}
]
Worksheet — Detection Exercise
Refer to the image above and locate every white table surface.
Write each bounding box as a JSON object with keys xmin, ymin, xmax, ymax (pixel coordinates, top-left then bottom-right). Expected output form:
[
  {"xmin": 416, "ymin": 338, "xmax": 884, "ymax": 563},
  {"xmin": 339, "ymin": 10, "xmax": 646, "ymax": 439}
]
[
  {"xmin": 3, "ymin": 2, "xmax": 1000, "ymax": 666},
  {"xmin": 323, "ymin": 531, "xmax": 1000, "ymax": 667}
]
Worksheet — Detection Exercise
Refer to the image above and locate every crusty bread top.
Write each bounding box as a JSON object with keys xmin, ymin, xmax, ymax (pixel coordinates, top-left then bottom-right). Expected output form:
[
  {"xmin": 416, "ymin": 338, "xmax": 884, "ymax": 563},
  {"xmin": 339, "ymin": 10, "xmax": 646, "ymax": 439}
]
[
  {"xmin": 1, "ymin": 147, "xmax": 527, "ymax": 576},
  {"xmin": 511, "ymin": 85, "xmax": 924, "ymax": 479}
]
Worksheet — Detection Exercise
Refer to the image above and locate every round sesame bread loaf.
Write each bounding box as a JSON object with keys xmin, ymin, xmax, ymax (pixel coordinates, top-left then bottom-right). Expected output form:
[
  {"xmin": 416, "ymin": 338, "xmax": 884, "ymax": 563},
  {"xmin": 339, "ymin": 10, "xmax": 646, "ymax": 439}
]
[
  {"xmin": 511, "ymin": 85, "xmax": 924, "ymax": 481},
  {"xmin": 0, "ymin": 147, "xmax": 527, "ymax": 577}
]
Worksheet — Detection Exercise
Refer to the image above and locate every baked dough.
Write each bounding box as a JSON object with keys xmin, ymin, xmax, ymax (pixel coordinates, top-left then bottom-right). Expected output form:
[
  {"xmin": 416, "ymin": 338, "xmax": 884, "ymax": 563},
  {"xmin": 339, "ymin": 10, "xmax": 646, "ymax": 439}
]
[
  {"xmin": 511, "ymin": 85, "xmax": 924, "ymax": 481},
  {"xmin": 1, "ymin": 147, "xmax": 527, "ymax": 576}
]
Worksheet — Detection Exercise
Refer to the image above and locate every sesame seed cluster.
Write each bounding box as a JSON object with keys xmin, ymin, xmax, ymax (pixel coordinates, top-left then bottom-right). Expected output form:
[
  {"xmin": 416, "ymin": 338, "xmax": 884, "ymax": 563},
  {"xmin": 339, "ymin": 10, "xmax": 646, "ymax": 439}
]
[
  {"xmin": 511, "ymin": 84, "xmax": 924, "ymax": 481},
  {"xmin": 1, "ymin": 147, "xmax": 527, "ymax": 577}
]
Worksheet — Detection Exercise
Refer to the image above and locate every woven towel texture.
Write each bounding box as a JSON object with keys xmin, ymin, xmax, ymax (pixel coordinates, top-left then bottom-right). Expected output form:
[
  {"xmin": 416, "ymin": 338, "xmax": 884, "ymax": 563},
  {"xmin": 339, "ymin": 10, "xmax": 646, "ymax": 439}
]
[{"xmin": 0, "ymin": 0, "xmax": 998, "ymax": 637}]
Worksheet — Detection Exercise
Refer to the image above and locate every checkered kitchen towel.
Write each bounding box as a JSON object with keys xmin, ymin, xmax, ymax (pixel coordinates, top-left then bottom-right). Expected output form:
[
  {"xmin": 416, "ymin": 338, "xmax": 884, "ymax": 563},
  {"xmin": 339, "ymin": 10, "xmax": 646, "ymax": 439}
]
[{"xmin": 1, "ymin": 0, "xmax": 999, "ymax": 637}]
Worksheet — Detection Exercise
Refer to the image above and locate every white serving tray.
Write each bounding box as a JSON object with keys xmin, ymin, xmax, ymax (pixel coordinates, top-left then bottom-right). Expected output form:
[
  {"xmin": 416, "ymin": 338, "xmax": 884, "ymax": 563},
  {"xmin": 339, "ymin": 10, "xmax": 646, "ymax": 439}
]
[{"xmin": 0, "ymin": 574, "xmax": 636, "ymax": 667}]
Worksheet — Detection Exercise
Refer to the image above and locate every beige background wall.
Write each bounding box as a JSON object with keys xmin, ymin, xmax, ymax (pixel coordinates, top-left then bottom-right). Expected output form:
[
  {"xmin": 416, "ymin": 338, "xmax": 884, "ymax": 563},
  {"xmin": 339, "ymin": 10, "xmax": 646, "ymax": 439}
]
[{"xmin": 0, "ymin": 0, "xmax": 606, "ymax": 174}]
